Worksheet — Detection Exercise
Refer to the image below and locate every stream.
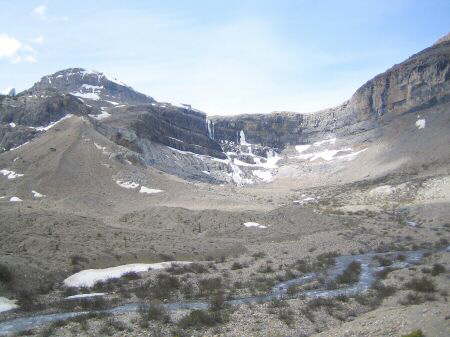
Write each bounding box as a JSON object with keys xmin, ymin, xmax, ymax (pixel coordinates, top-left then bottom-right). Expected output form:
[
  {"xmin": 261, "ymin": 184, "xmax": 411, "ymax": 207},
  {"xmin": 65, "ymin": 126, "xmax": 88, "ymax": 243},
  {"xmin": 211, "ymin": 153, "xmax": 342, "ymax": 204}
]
[{"xmin": 0, "ymin": 249, "xmax": 432, "ymax": 335}]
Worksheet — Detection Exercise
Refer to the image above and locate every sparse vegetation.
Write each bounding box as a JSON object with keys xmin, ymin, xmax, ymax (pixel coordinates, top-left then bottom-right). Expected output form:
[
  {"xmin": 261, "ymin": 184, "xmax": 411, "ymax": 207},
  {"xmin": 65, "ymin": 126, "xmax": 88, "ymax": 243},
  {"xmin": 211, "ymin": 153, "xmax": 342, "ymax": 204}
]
[
  {"xmin": 401, "ymin": 329, "xmax": 425, "ymax": 337},
  {"xmin": 404, "ymin": 277, "xmax": 436, "ymax": 293},
  {"xmin": 336, "ymin": 261, "xmax": 361, "ymax": 284}
]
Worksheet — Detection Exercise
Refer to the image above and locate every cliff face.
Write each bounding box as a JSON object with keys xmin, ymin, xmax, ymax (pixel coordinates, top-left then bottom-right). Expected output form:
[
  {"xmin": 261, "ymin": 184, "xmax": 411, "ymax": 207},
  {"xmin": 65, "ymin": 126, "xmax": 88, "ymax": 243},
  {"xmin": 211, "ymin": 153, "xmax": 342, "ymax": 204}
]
[
  {"xmin": 95, "ymin": 103, "xmax": 226, "ymax": 159},
  {"xmin": 212, "ymin": 40, "xmax": 450, "ymax": 148}
]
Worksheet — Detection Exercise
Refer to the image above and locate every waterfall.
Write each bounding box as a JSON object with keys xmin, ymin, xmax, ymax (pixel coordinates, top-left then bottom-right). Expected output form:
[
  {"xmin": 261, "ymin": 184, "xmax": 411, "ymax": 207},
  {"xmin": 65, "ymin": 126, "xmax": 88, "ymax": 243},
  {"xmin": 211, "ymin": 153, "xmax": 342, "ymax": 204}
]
[{"xmin": 206, "ymin": 120, "xmax": 214, "ymax": 140}]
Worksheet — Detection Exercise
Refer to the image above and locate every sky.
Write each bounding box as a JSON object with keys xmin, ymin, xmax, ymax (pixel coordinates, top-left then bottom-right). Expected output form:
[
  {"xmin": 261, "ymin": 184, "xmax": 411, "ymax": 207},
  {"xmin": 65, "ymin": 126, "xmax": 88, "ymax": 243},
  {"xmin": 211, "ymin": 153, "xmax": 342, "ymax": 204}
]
[{"xmin": 0, "ymin": 1, "xmax": 449, "ymax": 115}]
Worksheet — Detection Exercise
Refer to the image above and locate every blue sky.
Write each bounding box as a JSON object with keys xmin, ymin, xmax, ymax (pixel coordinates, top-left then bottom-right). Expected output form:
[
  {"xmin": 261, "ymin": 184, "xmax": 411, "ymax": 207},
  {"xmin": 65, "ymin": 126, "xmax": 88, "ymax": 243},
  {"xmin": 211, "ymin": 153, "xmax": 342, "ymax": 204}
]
[{"xmin": 1, "ymin": 1, "xmax": 449, "ymax": 115}]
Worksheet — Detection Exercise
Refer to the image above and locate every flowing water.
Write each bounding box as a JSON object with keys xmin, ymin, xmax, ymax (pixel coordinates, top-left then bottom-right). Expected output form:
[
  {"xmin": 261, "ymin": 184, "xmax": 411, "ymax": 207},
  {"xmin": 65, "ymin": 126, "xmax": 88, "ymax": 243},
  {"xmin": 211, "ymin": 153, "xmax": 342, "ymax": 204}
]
[{"xmin": 0, "ymin": 249, "xmax": 432, "ymax": 335}]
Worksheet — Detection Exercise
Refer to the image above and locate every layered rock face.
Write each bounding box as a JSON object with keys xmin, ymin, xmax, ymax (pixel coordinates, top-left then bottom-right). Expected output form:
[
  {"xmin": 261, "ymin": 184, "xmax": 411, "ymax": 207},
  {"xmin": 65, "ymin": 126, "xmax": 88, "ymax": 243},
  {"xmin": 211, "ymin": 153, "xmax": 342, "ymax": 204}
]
[
  {"xmin": 95, "ymin": 103, "xmax": 226, "ymax": 159},
  {"xmin": 212, "ymin": 40, "xmax": 450, "ymax": 149}
]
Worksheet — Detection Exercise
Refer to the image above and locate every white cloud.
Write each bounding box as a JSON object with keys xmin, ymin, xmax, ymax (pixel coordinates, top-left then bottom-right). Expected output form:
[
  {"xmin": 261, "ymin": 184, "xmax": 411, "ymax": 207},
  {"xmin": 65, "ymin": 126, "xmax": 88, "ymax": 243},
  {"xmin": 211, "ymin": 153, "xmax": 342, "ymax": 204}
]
[
  {"xmin": 31, "ymin": 35, "xmax": 44, "ymax": 44},
  {"xmin": 33, "ymin": 5, "xmax": 47, "ymax": 18},
  {"xmin": 0, "ymin": 34, "xmax": 37, "ymax": 64},
  {"xmin": 0, "ymin": 34, "xmax": 22, "ymax": 59}
]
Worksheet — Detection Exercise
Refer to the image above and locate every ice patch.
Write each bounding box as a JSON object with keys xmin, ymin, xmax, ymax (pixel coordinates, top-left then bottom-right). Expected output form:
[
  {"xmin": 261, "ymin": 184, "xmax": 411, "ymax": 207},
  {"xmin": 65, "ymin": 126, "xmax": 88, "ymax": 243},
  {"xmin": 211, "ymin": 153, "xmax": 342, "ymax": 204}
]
[
  {"xmin": 32, "ymin": 190, "xmax": 45, "ymax": 198},
  {"xmin": 116, "ymin": 180, "xmax": 139, "ymax": 189},
  {"xmin": 0, "ymin": 297, "xmax": 18, "ymax": 313},
  {"xmin": 415, "ymin": 118, "xmax": 426, "ymax": 129},
  {"xmin": 65, "ymin": 293, "xmax": 106, "ymax": 300},
  {"xmin": 0, "ymin": 169, "xmax": 24, "ymax": 179},
  {"xmin": 63, "ymin": 261, "xmax": 192, "ymax": 288},
  {"xmin": 9, "ymin": 197, "xmax": 22, "ymax": 202},
  {"xmin": 9, "ymin": 122, "xmax": 16, "ymax": 128},
  {"xmin": 139, "ymin": 186, "xmax": 163, "ymax": 194},
  {"xmin": 243, "ymin": 222, "xmax": 267, "ymax": 229}
]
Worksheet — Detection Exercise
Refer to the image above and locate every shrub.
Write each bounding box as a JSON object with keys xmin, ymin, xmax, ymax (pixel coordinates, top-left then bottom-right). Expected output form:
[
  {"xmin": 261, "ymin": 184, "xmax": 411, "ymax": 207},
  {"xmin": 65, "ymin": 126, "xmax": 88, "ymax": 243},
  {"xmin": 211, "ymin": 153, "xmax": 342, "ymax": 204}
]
[
  {"xmin": 375, "ymin": 256, "xmax": 393, "ymax": 267},
  {"xmin": 122, "ymin": 271, "xmax": 140, "ymax": 280},
  {"xmin": 252, "ymin": 252, "xmax": 266, "ymax": 259},
  {"xmin": 401, "ymin": 329, "xmax": 425, "ymax": 337},
  {"xmin": 375, "ymin": 267, "xmax": 393, "ymax": 280},
  {"xmin": 404, "ymin": 277, "xmax": 436, "ymax": 293},
  {"xmin": 399, "ymin": 292, "xmax": 424, "ymax": 306},
  {"xmin": 0, "ymin": 263, "xmax": 12, "ymax": 284},
  {"xmin": 140, "ymin": 301, "xmax": 170, "ymax": 323},
  {"xmin": 431, "ymin": 263, "xmax": 446, "ymax": 276},
  {"xmin": 372, "ymin": 281, "xmax": 396, "ymax": 298},
  {"xmin": 167, "ymin": 263, "xmax": 208, "ymax": 274},
  {"xmin": 257, "ymin": 263, "xmax": 274, "ymax": 274},
  {"xmin": 336, "ymin": 261, "xmax": 361, "ymax": 284},
  {"xmin": 177, "ymin": 309, "xmax": 230, "ymax": 330},
  {"xmin": 209, "ymin": 290, "xmax": 226, "ymax": 311},
  {"xmin": 278, "ymin": 308, "xmax": 295, "ymax": 326},
  {"xmin": 269, "ymin": 298, "xmax": 289, "ymax": 308},
  {"xmin": 199, "ymin": 277, "xmax": 223, "ymax": 296},
  {"xmin": 231, "ymin": 262, "xmax": 244, "ymax": 270}
]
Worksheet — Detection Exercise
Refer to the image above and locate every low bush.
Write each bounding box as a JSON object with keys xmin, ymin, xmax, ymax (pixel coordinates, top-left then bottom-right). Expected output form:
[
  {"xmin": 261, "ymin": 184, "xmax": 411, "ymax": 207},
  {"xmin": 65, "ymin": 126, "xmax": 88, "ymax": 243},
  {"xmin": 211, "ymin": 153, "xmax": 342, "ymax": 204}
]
[
  {"xmin": 431, "ymin": 263, "xmax": 446, "ymax": 276},
  {"xmin": 177, "ymin": 308, "xmax": 230, "ymax": 330},
  {"xmin": 252, "ymin": 252, "xmax": 266, "ymax": 259},
  {"xmin": 401, "ymin": 329, "xmax": 425, "ymax": 337},
  {"xmin": 336, "ymin": 261, "xmax": 361, "ymax": 284},
  {"xmin": 139, "ymin": 301, "xmax": 170, "ymax": 323},
  {"xmin": 278, "ymin": 308, "xmax": 295, "ymax": 326},
  {"xmin": 230, "ymin": 262, "xmax": 244, "ymax": 270},
  {"xmin": 404, "ymin": 277, "xmax": 436, "ymax": 293},
  {"xmin": 0, "ymin": 263, "xmax": 12, "ymax": 284}
]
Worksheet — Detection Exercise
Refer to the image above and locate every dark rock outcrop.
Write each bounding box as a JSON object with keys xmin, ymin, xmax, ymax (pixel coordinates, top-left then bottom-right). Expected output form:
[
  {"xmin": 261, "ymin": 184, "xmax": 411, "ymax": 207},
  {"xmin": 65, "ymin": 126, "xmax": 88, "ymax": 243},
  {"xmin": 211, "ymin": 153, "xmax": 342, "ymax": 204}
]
[{"xmin": 0, "ymin": 89, "xmax": 91, "ymax": 127}]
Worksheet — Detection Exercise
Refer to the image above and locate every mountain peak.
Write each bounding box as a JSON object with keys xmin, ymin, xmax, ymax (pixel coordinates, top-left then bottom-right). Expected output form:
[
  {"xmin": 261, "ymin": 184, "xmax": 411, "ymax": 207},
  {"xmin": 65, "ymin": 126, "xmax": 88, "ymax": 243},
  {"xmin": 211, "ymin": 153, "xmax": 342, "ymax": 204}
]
[{"xmin": 30, "ymin": 68, "xmax": 155, "ymax": 106}]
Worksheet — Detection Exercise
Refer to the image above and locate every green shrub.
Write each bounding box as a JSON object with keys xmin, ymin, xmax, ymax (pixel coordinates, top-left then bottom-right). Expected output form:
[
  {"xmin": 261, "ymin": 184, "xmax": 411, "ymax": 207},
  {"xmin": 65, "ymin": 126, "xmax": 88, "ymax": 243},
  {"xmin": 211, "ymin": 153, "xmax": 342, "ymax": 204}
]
[{"xmin": 401, "ymin": 329, "xmax": 425, "ymax": 337}]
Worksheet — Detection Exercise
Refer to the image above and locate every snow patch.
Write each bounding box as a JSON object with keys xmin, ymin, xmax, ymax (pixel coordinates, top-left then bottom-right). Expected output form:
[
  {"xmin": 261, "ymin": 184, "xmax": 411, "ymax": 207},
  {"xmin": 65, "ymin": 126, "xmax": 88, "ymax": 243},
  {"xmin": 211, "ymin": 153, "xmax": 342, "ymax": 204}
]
[
  {"xmin": 32, "ymin": 190, "xmax": 45, "ymax": 198},
  {"xmin": 71, "ymin": 92, "xmax": 100, "ymax": 100},
  {"xmin": 9, "ymin": 122, "xmax": 16, "ymax": 128},
  {"xmin": 139, "ymin": 186, "xmax": 163, "ymax": 194},
  {"xmin": 0, "ymin": 169, "xmax": 24, "ymax": 179},
  {"xmin": 9, "ymin": 197, "xmax": 22, "ymax": 202},
  {"xmin": 0, "ymin": 297, "xmax": 18, "ymax": 313},
  {"xmin": 116, "ymin": 180, "xmax": 139, "ymax": 189},
  {"xmin": 89, "ymin": 110, "xmax": 111, "ymax": 120},
  {"xmin": 415, "ymin": 118, "xmax": 426, "ymax": 129},
  {"xmin": 65, "ymin": 293, "xmax": 106, "ymax": 300},
  {"xmin": 63, "ymin": 261, "xmax": 192, "ymax": 288},
  {"xmin": 243, "ymin": 222, "xmax": 267, "ymax": 229},
  {"xmin": 30, "ymin": 114, "xmax": 73, "ymax": 131}
]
